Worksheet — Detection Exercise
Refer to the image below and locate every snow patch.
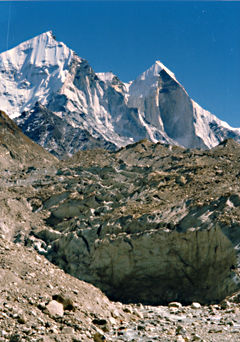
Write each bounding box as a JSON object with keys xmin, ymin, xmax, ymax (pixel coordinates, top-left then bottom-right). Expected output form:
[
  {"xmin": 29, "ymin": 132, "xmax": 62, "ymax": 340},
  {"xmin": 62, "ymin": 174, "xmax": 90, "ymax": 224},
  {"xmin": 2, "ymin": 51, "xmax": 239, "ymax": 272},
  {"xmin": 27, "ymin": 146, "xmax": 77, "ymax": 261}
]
[{"xmin": 96, "ymin": 72, "xmax": 115, "ymax": 83}]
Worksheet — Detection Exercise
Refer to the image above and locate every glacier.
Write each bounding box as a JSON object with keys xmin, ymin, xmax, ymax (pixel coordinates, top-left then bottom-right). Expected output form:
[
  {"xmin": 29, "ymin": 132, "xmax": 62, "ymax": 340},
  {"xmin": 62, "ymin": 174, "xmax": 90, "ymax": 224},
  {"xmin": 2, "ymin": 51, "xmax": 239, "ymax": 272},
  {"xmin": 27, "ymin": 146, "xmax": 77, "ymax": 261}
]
[{"xmin": 0, "ymin": 31, "xmax": 240, "ymax": 158}]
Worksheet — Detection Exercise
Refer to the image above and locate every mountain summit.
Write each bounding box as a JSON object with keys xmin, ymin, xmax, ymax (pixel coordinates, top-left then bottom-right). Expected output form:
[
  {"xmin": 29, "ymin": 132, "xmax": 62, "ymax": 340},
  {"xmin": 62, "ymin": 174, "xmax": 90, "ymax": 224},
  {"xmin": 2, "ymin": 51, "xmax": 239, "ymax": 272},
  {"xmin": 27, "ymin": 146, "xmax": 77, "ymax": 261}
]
[
  {"xmin": 0, "ymin": 31, "xmax": 74, "ymax": 119},
  {"xmin": 0, "ymin": 32, "xmax": 240, "ymax": 157}
]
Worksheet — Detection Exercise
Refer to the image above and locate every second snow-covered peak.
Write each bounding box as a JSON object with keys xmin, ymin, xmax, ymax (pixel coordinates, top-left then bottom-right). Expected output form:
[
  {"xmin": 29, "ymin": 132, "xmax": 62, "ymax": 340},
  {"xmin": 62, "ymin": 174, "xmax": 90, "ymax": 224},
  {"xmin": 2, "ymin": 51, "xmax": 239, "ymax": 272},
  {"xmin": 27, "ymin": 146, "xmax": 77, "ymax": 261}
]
[
  {"xmin": 154, "ymin": 60, "xmax": 177, "ymax": 81},
  {"xmin": 129, "ymin": 60, "xmax": 178, "ymax": 98},
  {"xmin": 129, "ymin": 61, "xmax": 177, "ymax": 97},
  {"xmin": 136, "ymin": 60, "xmax": 177, "ymax": 83}
]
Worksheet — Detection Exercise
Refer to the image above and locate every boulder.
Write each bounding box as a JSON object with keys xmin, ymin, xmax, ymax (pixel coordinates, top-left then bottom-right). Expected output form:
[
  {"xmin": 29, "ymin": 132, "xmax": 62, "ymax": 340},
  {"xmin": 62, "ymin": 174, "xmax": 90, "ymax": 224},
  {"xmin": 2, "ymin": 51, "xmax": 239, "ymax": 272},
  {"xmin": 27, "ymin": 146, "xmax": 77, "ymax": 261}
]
[{"xmin": 46, "ymin": 300, "xmax": 64, "ymax": 317}]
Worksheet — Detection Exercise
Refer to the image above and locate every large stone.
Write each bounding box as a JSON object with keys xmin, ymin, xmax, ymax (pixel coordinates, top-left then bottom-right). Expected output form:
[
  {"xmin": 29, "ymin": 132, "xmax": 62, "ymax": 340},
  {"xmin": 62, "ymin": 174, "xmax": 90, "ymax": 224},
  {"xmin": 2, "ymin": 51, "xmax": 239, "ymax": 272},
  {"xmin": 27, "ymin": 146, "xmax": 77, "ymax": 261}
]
[
  {"xmin": 191, "ymin": 302, "xmax": 201, "ymax": 309},
  {"xmin": 46, "ymin": 300, "xmax": 64, "ymax": 317}
]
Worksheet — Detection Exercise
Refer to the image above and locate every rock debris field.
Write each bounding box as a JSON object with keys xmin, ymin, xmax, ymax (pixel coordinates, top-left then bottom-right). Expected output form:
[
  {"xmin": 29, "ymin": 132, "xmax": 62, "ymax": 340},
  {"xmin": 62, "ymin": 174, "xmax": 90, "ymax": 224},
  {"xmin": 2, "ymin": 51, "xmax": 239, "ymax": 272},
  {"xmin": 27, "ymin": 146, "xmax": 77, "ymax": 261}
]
[
  {"xmin": 5, "ymin": 138, "xmax": 240, "ymax": 306},
  {"xmin": 2, "ymin": 109, "xmax": 240, "ymax": 341}
]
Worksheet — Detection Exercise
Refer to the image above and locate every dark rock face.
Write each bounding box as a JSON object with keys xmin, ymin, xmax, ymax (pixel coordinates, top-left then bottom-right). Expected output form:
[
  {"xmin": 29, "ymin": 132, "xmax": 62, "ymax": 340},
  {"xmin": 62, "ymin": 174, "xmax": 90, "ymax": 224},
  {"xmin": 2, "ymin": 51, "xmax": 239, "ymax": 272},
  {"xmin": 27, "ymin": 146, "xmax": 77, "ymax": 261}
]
[
  {"xmin": 89, "ymin": 225, "xmax": 237, "ymax": 305},
  {"xmin": 157, "ymin": 70, "xmax": 207, "ymax": 148},
  {"xmin": 16, "ymin": 103, "xmax": 117, "ymax": 159}
]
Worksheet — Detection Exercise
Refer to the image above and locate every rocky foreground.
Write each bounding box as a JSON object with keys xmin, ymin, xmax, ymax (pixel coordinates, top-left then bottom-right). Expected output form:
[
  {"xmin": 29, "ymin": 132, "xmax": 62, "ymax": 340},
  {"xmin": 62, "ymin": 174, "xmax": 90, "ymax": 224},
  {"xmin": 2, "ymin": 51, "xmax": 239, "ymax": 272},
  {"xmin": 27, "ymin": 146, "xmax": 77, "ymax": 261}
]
[
  {"xmin": 1, "ymin": 237, "xmax": 240, "ymax": 342},
  {"xmin": 0, "ymin": 236, "xmax": 132, "ymax": 342}
]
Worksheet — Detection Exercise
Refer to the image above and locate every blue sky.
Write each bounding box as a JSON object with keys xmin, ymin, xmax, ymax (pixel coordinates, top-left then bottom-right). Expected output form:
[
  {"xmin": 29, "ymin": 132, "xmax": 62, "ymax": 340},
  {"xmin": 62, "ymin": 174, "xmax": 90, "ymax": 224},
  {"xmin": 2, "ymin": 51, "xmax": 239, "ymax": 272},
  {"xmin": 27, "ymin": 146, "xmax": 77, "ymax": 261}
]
[{"xmin": 0, "ymin": 1, "xmax": 239, "ymax": 127}]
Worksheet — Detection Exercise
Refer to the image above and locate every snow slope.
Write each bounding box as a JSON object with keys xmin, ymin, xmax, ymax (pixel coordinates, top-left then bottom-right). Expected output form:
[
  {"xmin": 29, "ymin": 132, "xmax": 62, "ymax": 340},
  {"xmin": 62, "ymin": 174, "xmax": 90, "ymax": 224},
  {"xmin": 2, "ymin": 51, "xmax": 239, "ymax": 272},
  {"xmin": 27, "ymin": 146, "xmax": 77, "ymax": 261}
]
[{"xmin": 0, "ymin": 31, "xmax": 240, "ymax": 157}]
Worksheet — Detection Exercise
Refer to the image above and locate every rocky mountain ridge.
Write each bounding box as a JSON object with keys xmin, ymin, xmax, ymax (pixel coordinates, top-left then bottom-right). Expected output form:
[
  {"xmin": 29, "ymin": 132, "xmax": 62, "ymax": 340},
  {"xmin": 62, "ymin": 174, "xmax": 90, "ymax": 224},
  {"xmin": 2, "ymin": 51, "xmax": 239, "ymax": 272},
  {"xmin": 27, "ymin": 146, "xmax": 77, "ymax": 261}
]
[
  {"xmin": 1, "ymin": 31, "xmax": 240, "ymax": 158},
  {"xmin": 0, "ymin": 110, "xmax": 56, "ymax": 169}
]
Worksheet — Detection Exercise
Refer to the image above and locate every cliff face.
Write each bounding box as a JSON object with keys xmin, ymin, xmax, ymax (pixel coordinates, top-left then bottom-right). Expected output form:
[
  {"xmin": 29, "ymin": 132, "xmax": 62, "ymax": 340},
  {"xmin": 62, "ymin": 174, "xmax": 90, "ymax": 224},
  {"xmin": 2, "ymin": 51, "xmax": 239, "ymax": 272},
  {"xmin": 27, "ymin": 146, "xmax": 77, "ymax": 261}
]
[
  {"xmin": 46, "ymin": 219, "xmax": 237, "ymax": 305},
  {"xmin": 91, "ymin": 225, "xmax": 237, "ymax": 304}
]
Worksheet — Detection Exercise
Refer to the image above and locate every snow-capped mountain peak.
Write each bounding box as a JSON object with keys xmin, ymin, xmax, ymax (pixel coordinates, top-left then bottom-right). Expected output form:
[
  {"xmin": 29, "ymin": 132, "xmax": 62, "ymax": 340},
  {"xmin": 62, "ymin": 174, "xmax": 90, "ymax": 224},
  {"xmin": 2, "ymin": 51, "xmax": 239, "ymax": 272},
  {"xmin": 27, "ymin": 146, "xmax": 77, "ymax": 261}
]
[
  {"xmin": 1, "ymin": 32, "xmax": 240, "ymax": 158},
  {"xmin": 128, "ymin": 60, "xmax": 178, "ymax": 103},
  {"xmin": 0, "ymin": 31, "xmax": 74, "ymax": 118},
  {"xmin": 1, "ymin": 31, "xmax": 73, "ymax": 69},
  {"xmin": 134, "ymin": 60, "xmax": 177, "ymax": 85},
  {"xmin": 155, "ymin": 60, "xmax": 177, "ymax": 81}
]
